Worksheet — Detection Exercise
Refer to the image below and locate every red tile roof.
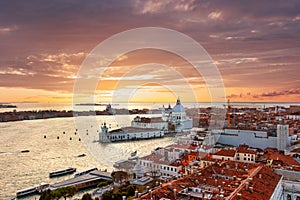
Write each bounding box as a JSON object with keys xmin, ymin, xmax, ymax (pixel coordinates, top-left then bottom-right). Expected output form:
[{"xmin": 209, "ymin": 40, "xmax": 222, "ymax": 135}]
[
  {"xmin": 139, "ymin": 161, "xmax": 281, "ymax": 200},
  {"xmin": 213, "ymin": 149, "xmax": 236, "ymax": 157}
]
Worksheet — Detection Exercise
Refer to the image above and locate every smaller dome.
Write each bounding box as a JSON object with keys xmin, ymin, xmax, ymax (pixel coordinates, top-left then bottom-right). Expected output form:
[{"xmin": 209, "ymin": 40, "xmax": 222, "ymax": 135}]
[{"xmin": 173, "ymin": 97, "xmax": 185, "ymax": 113}]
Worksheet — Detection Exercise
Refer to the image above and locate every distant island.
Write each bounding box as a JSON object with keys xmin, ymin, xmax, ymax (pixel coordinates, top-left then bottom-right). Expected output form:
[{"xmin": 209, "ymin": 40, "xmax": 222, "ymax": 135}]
[
  {"xmin": 0, "ymin": 104, "xmax": 17, "ymax": 108},
  {"xmin": 75, "ymin": 103, "xmax": 119, "ymax": 106},
  {"xmin": 0, "ymin": 104, "xmax": 161, "ymax": 122}
]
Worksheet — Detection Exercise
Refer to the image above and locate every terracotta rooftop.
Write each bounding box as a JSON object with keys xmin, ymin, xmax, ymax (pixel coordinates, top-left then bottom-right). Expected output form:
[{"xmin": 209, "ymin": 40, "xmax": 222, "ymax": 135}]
[
  {"xmin": 229, "ymin": 166, "xmax": 282, "ymax": 200},
  {"xmin": 213, "ymin": 149, "xmax": 236, "ymax": 157},
  {"xmin": 263, "ymin": 150, "xmax": 300, "ymax": 166},
  {"xmin": 237, "ymin": 149, "xmax": 257, "ymax": 155},
  {"xmin": 139, "ymin": 161, "xmax": 281, "ymax": 200},
  {"xmin": 201, "ymin": 155, "xmax": 217, "ymax": 162},
  {"xmin": 291, "ymin": 148, "xmax": 300, "ymax": 153}
]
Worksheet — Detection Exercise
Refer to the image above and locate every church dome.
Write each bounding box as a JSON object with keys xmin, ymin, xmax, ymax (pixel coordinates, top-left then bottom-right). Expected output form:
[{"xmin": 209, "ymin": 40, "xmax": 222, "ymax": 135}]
[{"xmin": 173, "ymin": 97, "xmax": 185, "ymax": 113}]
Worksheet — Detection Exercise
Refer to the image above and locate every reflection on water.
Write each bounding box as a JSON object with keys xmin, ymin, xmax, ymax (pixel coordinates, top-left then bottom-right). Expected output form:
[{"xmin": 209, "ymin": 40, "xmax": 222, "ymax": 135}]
[{"xmin": 0, "ymin": 115, "xmax": 173, "ymax": 199}]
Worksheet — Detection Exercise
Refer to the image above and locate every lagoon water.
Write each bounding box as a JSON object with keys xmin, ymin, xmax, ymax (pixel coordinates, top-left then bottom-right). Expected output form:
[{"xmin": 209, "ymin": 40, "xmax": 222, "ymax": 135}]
[{"xmin": 0, "ymin": 114, "xmax": 173, "ymax": 199}]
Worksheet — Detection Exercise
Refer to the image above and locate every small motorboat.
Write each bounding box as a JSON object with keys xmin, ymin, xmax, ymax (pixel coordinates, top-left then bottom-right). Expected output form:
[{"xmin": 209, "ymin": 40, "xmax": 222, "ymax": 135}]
[
  {"xmin": 77, "ymin": 154, "xmax": 86, "ymax": 157},
  {"xmin": 131, "ymin": 150, "xmax": 137, "ymax": 157},
  {"xmin": 20, "ymin": 150, "xmax": 30, "ymax": 153}
]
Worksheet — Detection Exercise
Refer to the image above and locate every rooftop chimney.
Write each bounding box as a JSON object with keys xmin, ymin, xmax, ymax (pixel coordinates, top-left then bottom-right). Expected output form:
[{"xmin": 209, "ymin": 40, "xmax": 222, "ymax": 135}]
[
  {"xmin": 222, "ymin": 181, "xmax": 225, "ymax": 187},
  {"xmin": 245, "ymin": 182, "xmax": 249, "ymax": 190},
  {"xmin": 173, "ymin": 189, "xmax": 177, "ymax": 199},
  {"xmin": 249, "ymin": 177, "xmax": 253, "ymax": 184},
  {"xmin": 249, "ymin": 186, "xmax": 254, "ymax": 193},
  {"xmin": 220, "ymin": 194, "xmax": 224, "ymax": 200},
  {"xmin": 237, "ymin": 193, "xmax": 242, "ymax": 200},
  {"xmin": 259, "ymin": 174, "xmax": 262, "ymax": 179}
]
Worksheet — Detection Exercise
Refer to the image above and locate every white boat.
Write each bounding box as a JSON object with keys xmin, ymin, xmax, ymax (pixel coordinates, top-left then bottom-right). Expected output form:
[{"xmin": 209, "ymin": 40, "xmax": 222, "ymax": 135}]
[
  {"xmin": 16, "ymin": 187, "xmax": 37, "ymax": 198},
  {"xmin": 131, "ymin": 150, "xmax": 137, "ymax": 157},
  {"xmin": 74, "ymin": 167, "xmax": 98, "ymax": 177},
  {"xmin": 49, "ymin": 167, "xmax": 76, "ymax": 178},
  {"xmin": 16, "ymin": 183, "xmax": 50, "ymax": 197}
]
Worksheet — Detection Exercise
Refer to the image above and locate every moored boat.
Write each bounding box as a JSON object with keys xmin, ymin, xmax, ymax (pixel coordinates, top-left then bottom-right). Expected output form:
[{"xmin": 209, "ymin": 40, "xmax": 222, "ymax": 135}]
[
  {"xmin": 16, "ymin": 183, "xmax": 49, "ymax": 198},
  {"xmin": 131, "ymin": 150, "xmax": 137, "ymax": 157},
  {"xmin": 74, "ymin": 167, "xmax": 98, "ymax": 177},
  {"xmin": 16, "ymin": 186, "xmax": 37, "ymax": 198},
  {"xmin": 49, "ymin": 167, "xmax": 76, "ymax": 178}
]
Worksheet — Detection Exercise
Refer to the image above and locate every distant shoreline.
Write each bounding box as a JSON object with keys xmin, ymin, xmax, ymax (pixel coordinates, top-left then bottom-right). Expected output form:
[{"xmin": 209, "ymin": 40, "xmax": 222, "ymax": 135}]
[{"xmin": 0, "ymin": 108, "xmax": 160, "ymax": 123}]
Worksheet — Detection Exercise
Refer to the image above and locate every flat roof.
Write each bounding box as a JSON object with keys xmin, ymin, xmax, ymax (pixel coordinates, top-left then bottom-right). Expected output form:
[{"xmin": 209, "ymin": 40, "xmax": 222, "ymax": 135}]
[{"xmin": 109, "ymin": 126, "xmax": 161, "ymax": 134}]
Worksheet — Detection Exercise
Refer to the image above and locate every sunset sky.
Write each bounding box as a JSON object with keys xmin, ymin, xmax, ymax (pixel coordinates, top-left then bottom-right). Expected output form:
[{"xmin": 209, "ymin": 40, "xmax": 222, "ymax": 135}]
[{"xmin": 0, "ymin": 0, "xmax": 299, "ymax": 103}]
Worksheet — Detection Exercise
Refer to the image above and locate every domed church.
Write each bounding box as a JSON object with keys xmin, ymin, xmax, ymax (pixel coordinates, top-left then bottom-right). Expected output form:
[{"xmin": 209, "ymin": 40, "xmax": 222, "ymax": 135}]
[{"xmin": 162, "ymin": 97, "xmax": 193, "ymax": 131}]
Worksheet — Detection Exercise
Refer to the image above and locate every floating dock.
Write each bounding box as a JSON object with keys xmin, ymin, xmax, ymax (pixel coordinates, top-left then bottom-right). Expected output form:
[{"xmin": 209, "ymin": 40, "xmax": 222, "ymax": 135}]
[{"xmin": 49, "ymin": 170, "xmax": 112, "ymax": 190}]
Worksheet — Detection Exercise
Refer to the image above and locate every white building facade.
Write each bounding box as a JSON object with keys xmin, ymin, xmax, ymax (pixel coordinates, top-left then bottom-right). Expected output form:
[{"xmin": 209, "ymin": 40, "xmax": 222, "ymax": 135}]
[
  {"xmin": 213, "ymin": 124, "xmax": 291, "ymax": 150},
  {"xmin": 163, "ymin": 97, "xmax": 193, "ymax": 131},
  {"xmin": 99, "ymin": 123, "xmax": 164, "ymax": 143}
]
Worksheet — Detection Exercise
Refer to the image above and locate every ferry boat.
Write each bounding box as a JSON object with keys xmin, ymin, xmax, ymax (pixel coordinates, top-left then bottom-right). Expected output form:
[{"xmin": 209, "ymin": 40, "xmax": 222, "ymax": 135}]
[
  {"xmin": 74, "ymin": 167, "xmax": 98, "ymax": 177},
  {"xmin": 49, "ymin": 167, "xmax": 76, "ymax": 178},
  {"xmin": 16, "ymin": 183, "xmax": 49, "ymax": 198},
  {"xmin": 16, "ymin": 186, "xmax": 37, "ymax": 198}
]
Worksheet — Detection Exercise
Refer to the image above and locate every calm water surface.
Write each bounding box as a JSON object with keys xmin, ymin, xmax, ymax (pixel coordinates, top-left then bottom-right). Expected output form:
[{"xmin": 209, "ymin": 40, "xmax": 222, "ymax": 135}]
[{"xmin": 0, "ymin": 114, "xmax": 173, "ymax": 199}]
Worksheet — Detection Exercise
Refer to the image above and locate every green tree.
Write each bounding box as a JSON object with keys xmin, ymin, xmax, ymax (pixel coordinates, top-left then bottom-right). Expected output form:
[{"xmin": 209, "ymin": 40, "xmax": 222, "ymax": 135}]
[
  {"xmin": 42, "ymin": 186, "xmax": 76, "ymax": 200},
  {"xmin": 125, "ymin": 185, "xmax": 135, "ymax": 197},
  {"xmin": 102, "ymin": 190, "xmax": 114, "ymax": 200},
  {"xmin": 39, "ymin": 189, "xmax": 54, "ymax": 200},
  {"xmin": 81, "ymin": 193, "xmax": 93, "ymax": 200}
]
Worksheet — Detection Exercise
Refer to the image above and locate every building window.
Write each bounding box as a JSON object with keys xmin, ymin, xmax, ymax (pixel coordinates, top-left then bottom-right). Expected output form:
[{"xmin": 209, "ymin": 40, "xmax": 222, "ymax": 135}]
[{"xmin": 244, "ymin": 158, "xmax": 246, "ymax": 161}]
